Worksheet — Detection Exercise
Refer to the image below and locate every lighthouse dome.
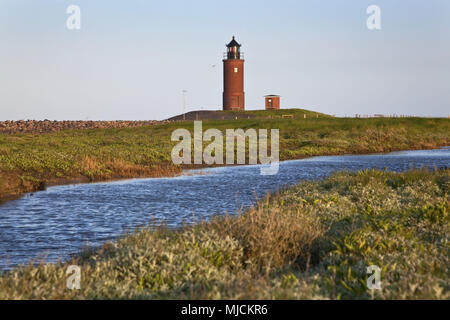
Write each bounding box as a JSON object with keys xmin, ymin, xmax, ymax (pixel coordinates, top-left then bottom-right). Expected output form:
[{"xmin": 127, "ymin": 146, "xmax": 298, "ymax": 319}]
[{"xmin": 226, "ymin": 36, "xmax": 241, "ymax": 48}]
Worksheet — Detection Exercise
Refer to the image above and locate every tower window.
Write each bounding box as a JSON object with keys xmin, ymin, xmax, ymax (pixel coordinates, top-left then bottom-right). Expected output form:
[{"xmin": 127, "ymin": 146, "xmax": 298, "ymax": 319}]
[{"xmin": 234, "ymin": 67, "xmax": 238, "ymax": 73}]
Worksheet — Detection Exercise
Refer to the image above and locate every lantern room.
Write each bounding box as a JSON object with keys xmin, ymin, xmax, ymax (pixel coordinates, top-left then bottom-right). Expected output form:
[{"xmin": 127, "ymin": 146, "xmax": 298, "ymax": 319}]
[{"xmin": 226, "ymin": 36, "xmax": 242, "ymax": 60}]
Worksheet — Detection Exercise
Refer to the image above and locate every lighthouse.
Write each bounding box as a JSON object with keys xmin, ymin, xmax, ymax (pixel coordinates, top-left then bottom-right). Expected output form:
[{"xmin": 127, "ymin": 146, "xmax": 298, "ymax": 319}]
[{"xmin": 223, "ymin": 36, "xmax": 245, "ymax": 111}]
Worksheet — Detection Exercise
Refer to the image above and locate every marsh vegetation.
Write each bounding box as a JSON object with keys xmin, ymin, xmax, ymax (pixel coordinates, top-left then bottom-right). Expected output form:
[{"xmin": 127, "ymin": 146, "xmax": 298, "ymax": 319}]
[
  {"xmin": 1, "ymin": 112, "xmax": 448, "ymax": 202},
  {"xmin": 0, "ymin": 169, "xmax": 448, "ymax": 299}
]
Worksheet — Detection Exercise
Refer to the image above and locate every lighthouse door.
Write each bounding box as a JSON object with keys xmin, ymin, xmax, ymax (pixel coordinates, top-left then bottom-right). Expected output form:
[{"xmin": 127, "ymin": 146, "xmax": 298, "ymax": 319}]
[{"xmin": 231, "ymin": 96, "xmax": 239, "ymax": 110}]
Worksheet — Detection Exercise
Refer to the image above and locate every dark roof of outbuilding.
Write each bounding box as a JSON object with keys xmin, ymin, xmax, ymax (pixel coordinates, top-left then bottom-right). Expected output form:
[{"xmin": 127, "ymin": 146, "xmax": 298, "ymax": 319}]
[
  {"xmin": 265, "ymin": 95, "xmax": 280, "ymax": 97},
  {"xmin": 226, "ymin": 36, "xmax": 241, "ymax": 48}
]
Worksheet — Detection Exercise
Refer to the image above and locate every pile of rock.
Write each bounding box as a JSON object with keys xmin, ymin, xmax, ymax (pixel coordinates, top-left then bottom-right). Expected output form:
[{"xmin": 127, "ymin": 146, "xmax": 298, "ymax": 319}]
[{"xmin": 0, "ymin": 120, "xmax": 168, "ymax": 134}]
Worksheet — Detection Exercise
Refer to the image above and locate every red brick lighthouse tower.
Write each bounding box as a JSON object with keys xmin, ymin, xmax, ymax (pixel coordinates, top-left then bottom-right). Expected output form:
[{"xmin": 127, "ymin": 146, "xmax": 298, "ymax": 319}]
[{"xmin": 223, "ymin": 36, "xmax": 245, "ymax": 111}]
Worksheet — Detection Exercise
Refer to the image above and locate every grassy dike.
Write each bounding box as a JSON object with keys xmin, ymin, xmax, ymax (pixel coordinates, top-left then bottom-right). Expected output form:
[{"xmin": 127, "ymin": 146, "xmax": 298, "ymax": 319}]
[
  {"xmin": 1, "ymin": 112, "xmax": 449, "ymax": 202},
  {"xmin": 0, "ymin": 169, "xmax": 448, "ymax": 299}
]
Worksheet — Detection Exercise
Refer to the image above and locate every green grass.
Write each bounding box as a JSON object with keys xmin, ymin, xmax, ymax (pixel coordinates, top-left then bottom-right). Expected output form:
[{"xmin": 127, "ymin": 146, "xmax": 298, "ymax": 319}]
[
  {"xmin": 212, "ymin": 108, "xmax": 331, "ymax": 119},
  {"xmin": 0, "ymin": 111, "xmax": 449, "ymax": 201},
  {"xmin": 0, "ymin": 169, "xmax": 448, "ymax": 299}
]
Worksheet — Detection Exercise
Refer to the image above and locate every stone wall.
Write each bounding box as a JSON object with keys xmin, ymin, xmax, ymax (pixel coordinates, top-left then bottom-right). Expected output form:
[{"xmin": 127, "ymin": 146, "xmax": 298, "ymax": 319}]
[{"xmin": 0, "ymin": 120, "xmax": 168, "ymax": 134}]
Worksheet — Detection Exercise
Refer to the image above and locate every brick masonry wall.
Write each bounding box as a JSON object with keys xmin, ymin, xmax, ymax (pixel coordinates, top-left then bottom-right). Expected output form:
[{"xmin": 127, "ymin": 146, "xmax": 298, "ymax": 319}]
[{"xmin": 223, "ymin": 59, "xmax": 245, "ymax": 111}]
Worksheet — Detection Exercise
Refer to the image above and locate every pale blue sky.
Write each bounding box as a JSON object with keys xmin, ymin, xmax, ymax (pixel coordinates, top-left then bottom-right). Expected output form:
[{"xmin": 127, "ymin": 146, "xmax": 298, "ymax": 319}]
[{"xmin": 0, "ymin": 0, "xmax": 449, "ymax": 120}]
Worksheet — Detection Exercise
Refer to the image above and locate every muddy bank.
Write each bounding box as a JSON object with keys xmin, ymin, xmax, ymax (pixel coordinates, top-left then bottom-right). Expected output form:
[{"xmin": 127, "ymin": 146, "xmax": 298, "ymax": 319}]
[{"xmin": 0, "ymin": 165, "xmax": 182, "ymax": 204}]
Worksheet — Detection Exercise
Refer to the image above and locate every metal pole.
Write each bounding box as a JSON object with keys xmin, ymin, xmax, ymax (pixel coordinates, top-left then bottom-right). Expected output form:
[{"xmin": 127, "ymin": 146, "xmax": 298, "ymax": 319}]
[{"xmin": 182, "ymin": 90, "xmax": 187, "ymax": 120}]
